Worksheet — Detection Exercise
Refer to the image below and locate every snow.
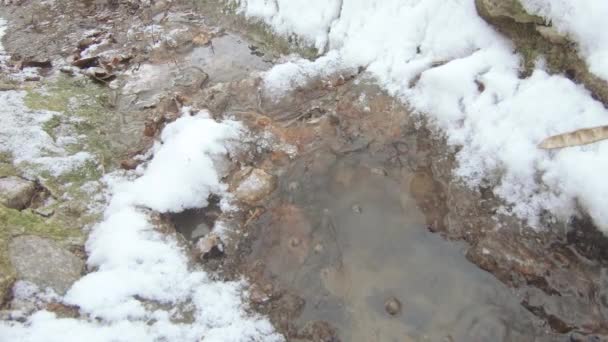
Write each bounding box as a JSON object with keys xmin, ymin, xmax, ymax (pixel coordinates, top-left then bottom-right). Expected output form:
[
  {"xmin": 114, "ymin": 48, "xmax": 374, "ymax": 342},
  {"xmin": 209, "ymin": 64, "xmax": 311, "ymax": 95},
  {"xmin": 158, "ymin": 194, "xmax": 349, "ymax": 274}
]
[
  {"xmin": 521, "ymin": 0, "xmax": 608, "ymax": 81},
  {"xmin": 233, "ymin": 0, "xmax": 342, "ymax": 51},
  {"xmin": 234, "ymin": 0, "xmax": 608, "ymax": 232},
  {"xmin": 0, "ymin": 111, "xmax": 283, "ymax": 341},
  {"xmin": 0, "ymin": 90, "xmax": 96, "ymax": 178}
]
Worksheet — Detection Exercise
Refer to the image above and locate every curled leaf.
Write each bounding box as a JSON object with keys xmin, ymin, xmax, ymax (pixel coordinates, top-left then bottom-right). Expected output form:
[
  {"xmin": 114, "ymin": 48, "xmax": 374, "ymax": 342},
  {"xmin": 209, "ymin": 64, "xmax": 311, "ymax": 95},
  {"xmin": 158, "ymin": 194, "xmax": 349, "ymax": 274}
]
[{"xmin": 539, "ymin": 125, "xmax": 608, "ymax": 149}]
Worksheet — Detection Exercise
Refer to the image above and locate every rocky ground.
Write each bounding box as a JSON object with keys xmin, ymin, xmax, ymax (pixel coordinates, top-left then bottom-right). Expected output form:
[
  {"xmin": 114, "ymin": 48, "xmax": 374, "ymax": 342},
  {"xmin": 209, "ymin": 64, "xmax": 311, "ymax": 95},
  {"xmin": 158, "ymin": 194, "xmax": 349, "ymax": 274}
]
[{"xmin": 0, "ymin": 0, "xmax": 607, "ymax": 341}]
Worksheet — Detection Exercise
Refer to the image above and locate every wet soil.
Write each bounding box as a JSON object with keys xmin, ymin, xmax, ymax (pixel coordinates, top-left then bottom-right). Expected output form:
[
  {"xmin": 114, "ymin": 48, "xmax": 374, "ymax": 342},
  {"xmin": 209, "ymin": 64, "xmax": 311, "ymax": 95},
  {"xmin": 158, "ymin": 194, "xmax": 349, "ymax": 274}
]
[{"xmin": 249, "ymin": 150, "xmax": 544, "ymax": 341}]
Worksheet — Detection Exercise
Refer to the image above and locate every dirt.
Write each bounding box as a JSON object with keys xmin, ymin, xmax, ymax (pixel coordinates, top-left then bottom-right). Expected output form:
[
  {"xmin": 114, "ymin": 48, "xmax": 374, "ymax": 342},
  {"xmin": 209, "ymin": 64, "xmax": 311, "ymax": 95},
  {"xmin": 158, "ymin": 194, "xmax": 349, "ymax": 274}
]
[{"xmin": 1, "ymin": 0, "xmax": 607, "ymax": 341}]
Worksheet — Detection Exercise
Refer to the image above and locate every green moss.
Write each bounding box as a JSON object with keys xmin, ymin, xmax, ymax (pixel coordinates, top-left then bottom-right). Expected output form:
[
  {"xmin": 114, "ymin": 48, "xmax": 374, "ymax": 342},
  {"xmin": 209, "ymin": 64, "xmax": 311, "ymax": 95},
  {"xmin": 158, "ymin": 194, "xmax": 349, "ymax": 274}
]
[
  {"xmin": 0, "ymin": 152, "xmax": 17, "ymax": 178},
  {"xmin": 25, "ymin": 77, "xmax": 106, "ymax": 115},
  {"xmin": 0, "ymin": 204, "xmax": 82, "ymax": 305},
  {"xmin": 0, "ymin": 206, "xmax": 79, "ymax": 240},
  {"xmin": 42, "ymin": 114, "xmax": 62, "ymax": 140},
  {"xmin": 23, "ymin": 75, "xmax": 127, "ymax": 172}
]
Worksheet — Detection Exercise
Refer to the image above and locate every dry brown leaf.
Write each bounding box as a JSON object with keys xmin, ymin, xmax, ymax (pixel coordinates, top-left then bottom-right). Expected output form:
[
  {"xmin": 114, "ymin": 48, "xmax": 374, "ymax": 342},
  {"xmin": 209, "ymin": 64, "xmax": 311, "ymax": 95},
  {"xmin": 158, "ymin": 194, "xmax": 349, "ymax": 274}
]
[{"xmin": 538, "ymin": 124, "xmax": 608, "ymax": 149}]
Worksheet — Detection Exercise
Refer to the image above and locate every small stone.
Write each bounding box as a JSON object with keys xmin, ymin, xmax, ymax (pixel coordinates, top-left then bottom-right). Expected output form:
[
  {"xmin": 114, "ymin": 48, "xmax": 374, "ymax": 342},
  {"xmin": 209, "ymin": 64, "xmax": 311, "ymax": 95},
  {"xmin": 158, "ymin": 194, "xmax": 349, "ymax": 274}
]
[
  {"xmin": 77, "ymin": 37, "xmax": 96, "ymax": 50},
  {"xmin": 59, "ymin": 66, "xmax": 76, "ymax": 75},
  {"xmin": 370, "ymin": 167, "xmax": 387, "ymax": 176},
  {"xmin": 249, "ymin": 284, "xmax": 270, "ymax": 305},
  {"xmin": 8, "ymin": 236, "xmax": 84, "ymax": 295},
  {"xmin": 194, "ymin": 233, "xmax": 224, "ymax": 260},
  {"xmin": 21, "ymin": 58, "xmax": 52, "ymax": 69},
  {"xmin": 86, "ymin": 66, "xmax": 114, "ymax": 81},
  {"xmin": 234, "ymin": 168, "xmax": 277, "ymax": 205},
  {"xmin": 120, "ymin": 158, "xmax": 139, "ymax": 170},
  {"xmin": 24, "ymin": 75, "xmax": 41, "ymax": 82},
  {"xmin": 314, "ymin": 243, "xmax": 324, "ymax": 254},
  {"xmin": 71, "ymin": 56, "xmax": 99, "ymax": 69},
  {"xmin": 0, "ymin": 176, "xmax": 36, "ymax": 210},
  {"xmin": 384, "ymin": 297, "xmax": 402, "ymax": 316},
  {"xmin": 289, "ymin": 237, "xmax": 301, "ymax": 248},
  {"xmin": 33, "ymin": 207, "xmax": 54, "ymax": 218},
  {"xmin": 352, "ymin": 204, "xmax": 362, "ymax": 214}
]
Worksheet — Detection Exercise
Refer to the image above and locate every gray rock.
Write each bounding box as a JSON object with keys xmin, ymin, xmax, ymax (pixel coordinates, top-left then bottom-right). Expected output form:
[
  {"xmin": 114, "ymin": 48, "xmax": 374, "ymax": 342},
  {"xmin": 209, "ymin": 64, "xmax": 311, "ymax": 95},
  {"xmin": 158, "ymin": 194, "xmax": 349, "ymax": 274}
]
[
  {"xmin": 8, "ymin": 236, "xmax": 84, "ymax": 295},
  {"xmin": 475, "ymin": 0, "xmax": 544, "ymax": 24},
  {"xmin": 0, "ymin": 176, "xmax": 36, "ymax": 210}
]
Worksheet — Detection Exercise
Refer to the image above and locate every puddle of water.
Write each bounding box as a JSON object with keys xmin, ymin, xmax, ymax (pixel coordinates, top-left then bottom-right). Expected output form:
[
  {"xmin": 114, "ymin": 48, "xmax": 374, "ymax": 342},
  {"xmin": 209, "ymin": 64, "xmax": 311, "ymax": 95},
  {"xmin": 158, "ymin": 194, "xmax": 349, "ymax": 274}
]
[
  {"xmin": 250, "ymin": 150, "xmax": 542, "ymax": 341},
  {"xmin": 170, "ymin": 195, "xmax": 221, "ymax": 242},
  {"xmin": 117, "ymin": 31, "xmax": 269, "ymax": 111},
  {"xmin": 190, "ymin": 33, "xmax": 271, "ymax": 83}
]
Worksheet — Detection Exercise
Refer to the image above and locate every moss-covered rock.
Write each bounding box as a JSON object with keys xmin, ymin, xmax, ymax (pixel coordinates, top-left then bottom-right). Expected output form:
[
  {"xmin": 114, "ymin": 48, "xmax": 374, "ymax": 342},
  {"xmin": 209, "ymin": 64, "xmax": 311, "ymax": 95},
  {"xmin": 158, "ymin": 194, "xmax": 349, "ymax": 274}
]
[
  {"xmin": 475, "ymin": 0, "xmax": 608, "ymax": 106},
  {"xmin": 0, "ymin": 205, "xmax": 82, "ymax": 305}
]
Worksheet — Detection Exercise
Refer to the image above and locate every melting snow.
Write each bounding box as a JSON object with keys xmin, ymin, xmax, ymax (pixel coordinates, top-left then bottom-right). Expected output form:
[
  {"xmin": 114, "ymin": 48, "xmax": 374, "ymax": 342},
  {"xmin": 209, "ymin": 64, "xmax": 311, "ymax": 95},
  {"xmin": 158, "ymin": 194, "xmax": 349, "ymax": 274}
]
[
  {"xmin": 0, "ymin": 112, "xmax": 283, "ymax": 341},
  {"xmin": 234, "ymin": 0, "xmax": 608, "ymax": 232},
  {"xmin": 521, "ymin": 0, "xmax": 608, "ymax": 81}
]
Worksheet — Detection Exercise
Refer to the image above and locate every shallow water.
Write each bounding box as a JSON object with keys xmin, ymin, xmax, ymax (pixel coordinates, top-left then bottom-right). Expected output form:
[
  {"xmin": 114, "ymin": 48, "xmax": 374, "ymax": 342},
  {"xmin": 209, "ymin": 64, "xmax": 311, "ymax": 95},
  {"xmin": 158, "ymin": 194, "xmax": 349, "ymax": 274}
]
[
  {"xmin": 190, "ymin": 33, "xmax": 271, "ymax": 83},
  {"xmin": 248, "ymin": 150, "xmax": 542, "ymax": 341}
]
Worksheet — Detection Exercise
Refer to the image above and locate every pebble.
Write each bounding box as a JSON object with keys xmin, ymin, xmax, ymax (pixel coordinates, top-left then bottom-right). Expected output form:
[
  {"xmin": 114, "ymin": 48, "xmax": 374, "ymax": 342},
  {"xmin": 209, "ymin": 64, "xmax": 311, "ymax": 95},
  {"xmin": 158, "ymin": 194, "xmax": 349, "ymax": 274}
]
[
  {"xmin": 289, "ymin": 237, "xmax": 301, "ymax": 248},
  {"xmin": 314, "ymin": 243, "xmax": 324, "ymax": 254},
  {"xmin": 0, "ymin": 176, "xmax": 36, "ymax": 210},
  {"xmin": 384, "ymin": 297, "xmax": 402, "ymax": 316}
]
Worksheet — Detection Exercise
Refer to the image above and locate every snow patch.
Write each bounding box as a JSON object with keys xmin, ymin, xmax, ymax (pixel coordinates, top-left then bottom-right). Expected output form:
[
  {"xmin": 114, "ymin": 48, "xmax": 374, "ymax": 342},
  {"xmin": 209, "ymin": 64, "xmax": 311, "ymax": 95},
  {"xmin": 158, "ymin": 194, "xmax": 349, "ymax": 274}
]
[
  {"xmin": 234, "ymin": 0, "xmax": 608, "ymax": 232},
  {"xmin": 0, "ymin": 90, "xmax": 95, "ymax": 177},
  {"xmin": 0, "ymin": 112, "xmax": 283, "ymax": 342},
  {"xmin": 520, "ymin": 0, "xmax": 608, "ymax": 81}
]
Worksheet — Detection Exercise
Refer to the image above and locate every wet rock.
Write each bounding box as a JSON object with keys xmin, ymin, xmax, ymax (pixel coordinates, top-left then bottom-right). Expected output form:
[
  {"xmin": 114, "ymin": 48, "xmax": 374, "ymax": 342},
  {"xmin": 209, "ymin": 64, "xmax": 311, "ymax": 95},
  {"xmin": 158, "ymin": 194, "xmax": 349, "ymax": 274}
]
[
  {"xmin": 20, "ymin": 58, "xmax": 52, "ymax": 69},
  {"xmin": 173, "ymin": 66, "xmax": 208, "ymax": 89},
  {"xmin": 384, "ymin": 297, "xmax": 402, "ymax": 316},
  {"xmin": 249, "ymin": 283, "xmax": 271, "ymax": 305},
  {"xmin": 120, "ymin": 158, "xmax": 140, "ymax": 170},
  {"xmin": 85, "ymin": 66, "xmax": 115, "ymax": 82},
  {"xmin": 8, "ymin": 236, "xmax": 84, "ymax": 295},
  {"xmin": 234, "ymin": 168, "xmax": 277, "ymax": 205},
  {"xmin": 59, "ymin": 66, "xmax": 76, "ymax": 75},
  {"xmin": 193, "ymin": 233, "xmax": 224, "ymax": 260},
  {"xmin": 0, "ymin": 176, "xmax": 36, "ymax": 210},
  {"xmin": 475, "ymin": 0, "xmax": 544, "ymax": 24},
  {"xmin": 536, "ymin": 26, "xmax": 568, "ymax": 45},
  {"xmin": 71, "ymin": 56, "xmax": 99, "ymax": 69},
  {"xmin": 475, "ymin": 0, "xmax": 608, "ymax": 106},
  {"xmin": 298, "ymin": 321, "xmax": 339, "ymax": 342},
  {"xmin": 77, "ymin": 37, "xmax": 96, "ymax": 50}
]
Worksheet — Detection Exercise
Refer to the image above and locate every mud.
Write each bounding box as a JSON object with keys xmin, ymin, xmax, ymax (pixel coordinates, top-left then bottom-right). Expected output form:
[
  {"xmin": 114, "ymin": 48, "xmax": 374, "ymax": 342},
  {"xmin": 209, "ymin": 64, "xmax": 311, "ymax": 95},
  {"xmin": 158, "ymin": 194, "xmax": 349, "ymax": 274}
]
[{"xmin": 248, "ymin": 151, "xmax": 544, "ymax": 341}]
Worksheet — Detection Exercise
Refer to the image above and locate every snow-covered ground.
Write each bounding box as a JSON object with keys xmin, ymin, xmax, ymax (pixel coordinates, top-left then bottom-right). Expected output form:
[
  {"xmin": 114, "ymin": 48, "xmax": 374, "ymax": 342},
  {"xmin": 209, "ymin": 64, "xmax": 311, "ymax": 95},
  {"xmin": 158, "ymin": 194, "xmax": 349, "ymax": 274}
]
[
  {"xmin": 521, "ymin": 0, "xmax": 608, "ymax": 82},
  {"xmin": 234, "ymin": 0, "xmax": 608, "ymax": 232},
  {"xmin": 0, "ymin": 17, "xmax": 282, "ymax": 341},
  {"xmin": 0, "ymin": 110, "xmax": 283, "ymax": 342}
]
